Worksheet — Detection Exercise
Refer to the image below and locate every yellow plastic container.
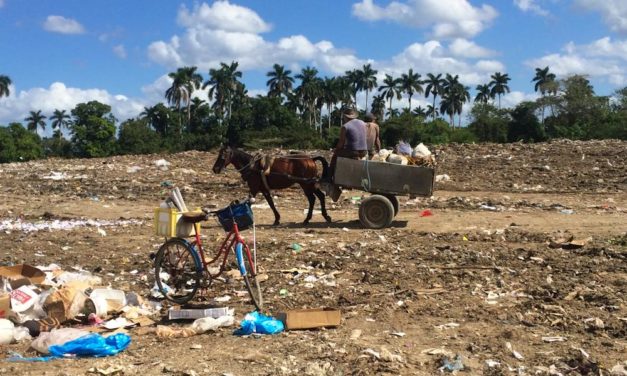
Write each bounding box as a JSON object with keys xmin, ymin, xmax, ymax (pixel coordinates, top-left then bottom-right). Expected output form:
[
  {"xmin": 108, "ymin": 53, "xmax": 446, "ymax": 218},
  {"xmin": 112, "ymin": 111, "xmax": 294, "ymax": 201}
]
[{"xmin": 154, "ymin": 207, "xmax": 200, "ymax": 237}]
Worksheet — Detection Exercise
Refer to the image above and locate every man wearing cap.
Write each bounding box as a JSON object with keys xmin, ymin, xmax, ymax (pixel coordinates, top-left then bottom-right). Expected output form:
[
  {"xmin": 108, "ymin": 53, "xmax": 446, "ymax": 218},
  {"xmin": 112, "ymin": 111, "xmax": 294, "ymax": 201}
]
[
  {"xmin": 328, "ymin": 108, "xmax": 368, "ymax": 180},
  {"xmin": 364, "ymin": 113, "xmax": 381, "ymax": 159}
]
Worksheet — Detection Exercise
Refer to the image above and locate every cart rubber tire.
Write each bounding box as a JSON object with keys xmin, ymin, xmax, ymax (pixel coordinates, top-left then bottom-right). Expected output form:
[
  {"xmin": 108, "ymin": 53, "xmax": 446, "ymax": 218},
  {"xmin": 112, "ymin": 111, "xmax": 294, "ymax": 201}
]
[
  {"xmin": 383, "ymin": 194, "xmax": 399, "ymax": 217},
  {"xmin": 359, "ymin": 195, "xmax": 395, "ymax": 229}
]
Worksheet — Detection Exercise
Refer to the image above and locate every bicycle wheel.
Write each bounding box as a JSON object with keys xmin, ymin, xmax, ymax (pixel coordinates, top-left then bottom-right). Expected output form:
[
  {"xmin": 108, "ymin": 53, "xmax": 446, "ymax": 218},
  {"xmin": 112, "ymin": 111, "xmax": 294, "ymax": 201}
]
[
  {"xmin": 234, "ymin": 241, "xmax": 263, "ymax": 311},
  {"xmin": 154, "ymin": 238, "xmax": 202, "ymax": 304}
]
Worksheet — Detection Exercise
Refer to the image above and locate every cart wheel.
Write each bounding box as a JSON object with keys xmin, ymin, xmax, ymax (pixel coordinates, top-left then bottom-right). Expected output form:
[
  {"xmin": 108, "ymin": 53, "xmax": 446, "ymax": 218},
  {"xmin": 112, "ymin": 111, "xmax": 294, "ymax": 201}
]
[
  {"xmin": 359, "ymin": 195, "xmax": 395, "ymax": 229},
  {"xmin": 383, "ymin": 194, "xmax": 399, "ymax": 217}
]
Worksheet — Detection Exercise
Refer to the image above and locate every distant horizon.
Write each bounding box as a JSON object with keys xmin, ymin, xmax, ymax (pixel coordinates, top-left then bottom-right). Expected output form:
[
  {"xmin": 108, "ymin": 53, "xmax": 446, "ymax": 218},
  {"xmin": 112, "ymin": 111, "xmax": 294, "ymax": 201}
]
[{"xmin": 1, "ymin": 0, "xmax": 626, "ymax": 132}]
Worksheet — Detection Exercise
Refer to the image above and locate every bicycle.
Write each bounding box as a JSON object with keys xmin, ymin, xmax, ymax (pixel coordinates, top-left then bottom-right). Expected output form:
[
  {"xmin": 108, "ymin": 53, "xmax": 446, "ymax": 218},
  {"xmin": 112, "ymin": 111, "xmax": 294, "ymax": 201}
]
[{"xmin": 153, "ymin": 197, "xmax": 263, "ymax": 311}]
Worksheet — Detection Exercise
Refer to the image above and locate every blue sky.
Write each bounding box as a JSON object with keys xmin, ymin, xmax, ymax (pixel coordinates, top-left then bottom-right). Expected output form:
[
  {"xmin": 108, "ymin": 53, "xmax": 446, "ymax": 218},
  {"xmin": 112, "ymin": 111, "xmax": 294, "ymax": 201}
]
[{"xmin": 1, "ymin": 0, "xmax": 626, "ymax": 126}]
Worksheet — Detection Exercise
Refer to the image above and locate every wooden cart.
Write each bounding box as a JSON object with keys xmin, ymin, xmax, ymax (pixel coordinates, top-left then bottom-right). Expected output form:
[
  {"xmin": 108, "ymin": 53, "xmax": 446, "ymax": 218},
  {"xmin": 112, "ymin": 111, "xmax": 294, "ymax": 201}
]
[{"xmin": 332, "ymin": 157, "xmax": 435, "ymax": 229}]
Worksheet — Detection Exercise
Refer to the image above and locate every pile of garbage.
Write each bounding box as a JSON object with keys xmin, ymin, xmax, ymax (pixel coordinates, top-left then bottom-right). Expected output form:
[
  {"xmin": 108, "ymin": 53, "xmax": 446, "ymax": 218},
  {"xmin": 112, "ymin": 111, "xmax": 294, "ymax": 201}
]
[
  {"xmin": 371, "ymin": 141, "xmax": 436, "ymax": 167},
  {"xmin": 0, "ymin": 263, "xmax": 150, "ymax": 359}
]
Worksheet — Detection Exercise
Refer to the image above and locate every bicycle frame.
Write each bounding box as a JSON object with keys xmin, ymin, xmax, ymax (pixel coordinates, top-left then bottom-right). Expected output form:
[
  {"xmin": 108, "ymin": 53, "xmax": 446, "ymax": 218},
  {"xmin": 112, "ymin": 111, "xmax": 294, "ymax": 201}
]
[{"xmin": 190, "ymin": 221, "xmax": 256, "ymax": 279}]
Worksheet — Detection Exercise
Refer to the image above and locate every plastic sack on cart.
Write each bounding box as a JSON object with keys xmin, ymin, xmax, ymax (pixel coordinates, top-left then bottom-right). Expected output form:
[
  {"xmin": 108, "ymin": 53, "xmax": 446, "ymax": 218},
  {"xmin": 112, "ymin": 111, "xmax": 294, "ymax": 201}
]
[
  {"xmin": 234, "ymin": 311, "xmax": 284, "ymax": 335},
  {"xmin": 395, "ymin": 141, "xmax": 412, "ymax": 156}
]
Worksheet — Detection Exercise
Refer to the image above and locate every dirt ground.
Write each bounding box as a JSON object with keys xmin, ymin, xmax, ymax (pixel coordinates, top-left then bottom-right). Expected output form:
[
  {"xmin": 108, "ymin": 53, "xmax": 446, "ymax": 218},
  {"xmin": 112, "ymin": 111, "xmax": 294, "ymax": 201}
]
[{"xmin": 0, "ymin": 139, "xmax": 625, "ymax": 375}]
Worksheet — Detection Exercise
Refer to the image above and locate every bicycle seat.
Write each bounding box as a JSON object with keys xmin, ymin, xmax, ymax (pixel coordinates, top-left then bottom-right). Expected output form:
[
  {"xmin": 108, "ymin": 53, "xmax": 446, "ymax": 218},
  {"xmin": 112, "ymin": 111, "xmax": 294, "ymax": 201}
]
[{"xmin": 181, "ymin": 211, "xmax": 207, "ymax": 224}]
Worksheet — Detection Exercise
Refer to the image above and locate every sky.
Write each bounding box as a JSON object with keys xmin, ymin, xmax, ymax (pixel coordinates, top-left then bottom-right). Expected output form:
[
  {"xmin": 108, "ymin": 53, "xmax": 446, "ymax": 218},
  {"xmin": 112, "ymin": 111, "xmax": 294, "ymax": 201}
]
[{"xmin": 1, "ymin": 0, "xmax": 627, "ymax": 129}]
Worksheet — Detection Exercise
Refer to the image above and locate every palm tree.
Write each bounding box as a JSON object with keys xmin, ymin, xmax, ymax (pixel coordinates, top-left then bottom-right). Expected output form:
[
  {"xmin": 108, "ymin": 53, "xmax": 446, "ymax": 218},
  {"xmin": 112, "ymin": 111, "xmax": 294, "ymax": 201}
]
[
  {"xmin": 25, "ymin": 110, "xmax": 47, "ymax": 134},
  {"xmin": 412, "ymin": 105, "xmax": 427, "ymax": 118},
  {"xmin": 532, "ymin": 66, "xmax": 557, "ymax": 123},
  {"xmin": 166, "ymin": 66, "xmax": 201, "ymax": 130},
  {"xmin": 426, "ymin": 104, "xmax": 439, "ymax": 119},
  {"xmin": 344, "ymin": 69, "xmax": 360, "ymax": 106},
  {"xmin": 370, "ymin": 94, "xmax": 386, "ymax": 121},
  {"xmin": 50, "ymin": 109, "xmax": 71, "ymax": 138},
  {"xmin": 424, "ymin": 73, "xmax": 446, "ymax": 120},
  {"xmin": 203, "ymin": 61, "xmax": 243, "ymax": 122},
  {"xmin": 378, "ymin": 74, "xmax": 402, "ymax": 120},
  {"xmin": 400, "ymin": 69, "xmax": 422, "ymax": 111},
  {"xmin": 321, "ymin": 77, "xmax": 340, "ymax": 130},
  {"xmin": 356, "ymin": 63, "xmax": 378, "ymax": 110},
  {"xmin": 474, "ymin": 84, "xmax": 492, "ymax": 104},
  {"xmin": 0, "ymin": 75, "xmax": 11, "ymax": 98},
  {"xmin": 141, "ymin": 104, "xmax": 170, "ymax": 136},
  {"xmin": 266, "ymin": 64, "xmax": 294, "ymax": 100},
  {"xmin": 489, "ymin": 72, "xmax": 511, "ymax": 109},
  {"xmin": 295, "ymin": 66, "xmax": 322, "ymax": 127},
  {"xmin": 440, "ymin": 74, "xmax": 469, "ymax": 128}
]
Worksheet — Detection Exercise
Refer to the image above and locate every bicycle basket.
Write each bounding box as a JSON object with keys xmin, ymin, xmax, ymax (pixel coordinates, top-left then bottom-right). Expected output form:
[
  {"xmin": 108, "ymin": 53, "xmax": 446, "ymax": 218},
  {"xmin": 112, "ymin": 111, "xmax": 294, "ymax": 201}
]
[{"xmin": 216, "ymin": 201, "xmax": 254, "ymax": 232}]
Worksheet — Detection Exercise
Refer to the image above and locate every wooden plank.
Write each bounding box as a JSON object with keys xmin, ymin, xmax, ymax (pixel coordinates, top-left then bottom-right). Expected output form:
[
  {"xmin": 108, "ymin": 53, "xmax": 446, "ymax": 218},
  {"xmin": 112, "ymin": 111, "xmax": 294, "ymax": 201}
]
[{"xmin": 334, "ymin": 157, "xmax": 435, "ymax": 196}]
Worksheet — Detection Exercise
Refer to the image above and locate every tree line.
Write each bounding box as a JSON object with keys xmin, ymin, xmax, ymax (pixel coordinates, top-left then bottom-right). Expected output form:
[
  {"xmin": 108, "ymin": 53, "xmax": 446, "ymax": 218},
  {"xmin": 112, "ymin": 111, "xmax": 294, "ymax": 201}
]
[{"xmin": 0, "ymin": 64, "xmax": 625, "ymax": 163}]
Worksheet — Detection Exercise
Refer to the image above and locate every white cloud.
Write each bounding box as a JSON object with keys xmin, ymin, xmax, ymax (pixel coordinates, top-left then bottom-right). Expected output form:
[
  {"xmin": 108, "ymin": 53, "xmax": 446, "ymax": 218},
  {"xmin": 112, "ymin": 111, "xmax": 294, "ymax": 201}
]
[
  {"xmin": 0, "ymin": 82, "xmax": 145, "ymax": 126},
  {"xmin": 112, "ymin": 44, "xmax": 127, "ymax": 59},
  {"xmin": 147, "ymin": 1, "xmax": 364, "ymax": 74},
  {"xmin": 526, "ymin": 36, "xmax": 627, "ymax": 86},
  {"xmin": 513, "ymin": 0, "xmax": 549, "ymax": 17},
  {"xmin": 575, "ymin": 0, "xmax": 627, "ymax": 34},
  {"xmin": 501, "ymin": 90, "xmax": 539, "ymax": 108},
  {"xmin": 43, "ymin": 15, "xmax": 85, "ymax": 34},
  {"xmin": 351, "ymin": 0, "xmax": 498, "ymax": 38},
  {"xmin": 449, "ymin": 38, "xmax": 495, "ymax": 58},
  {"xmin": 380, "ymin": 40, "xmax": 504, "ymax": 87},
  {"xmin": 177, "ymin": 1, "xmax": 271, "ymax": 34}
]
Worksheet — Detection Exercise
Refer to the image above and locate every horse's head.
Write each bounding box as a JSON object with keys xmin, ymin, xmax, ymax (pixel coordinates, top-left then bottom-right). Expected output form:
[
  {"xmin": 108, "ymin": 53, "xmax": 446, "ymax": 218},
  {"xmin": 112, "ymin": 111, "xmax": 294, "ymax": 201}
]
[{"xmin": 212, "ymin": 145, "xmax": 233, "ymax": 174}]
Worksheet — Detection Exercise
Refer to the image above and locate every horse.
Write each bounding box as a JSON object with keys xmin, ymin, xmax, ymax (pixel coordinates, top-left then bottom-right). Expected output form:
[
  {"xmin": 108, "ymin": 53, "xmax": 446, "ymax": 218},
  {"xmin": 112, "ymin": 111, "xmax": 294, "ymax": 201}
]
[{"xmin": 212, "ymin": 145, "xmax": 332, "ymax": 226}]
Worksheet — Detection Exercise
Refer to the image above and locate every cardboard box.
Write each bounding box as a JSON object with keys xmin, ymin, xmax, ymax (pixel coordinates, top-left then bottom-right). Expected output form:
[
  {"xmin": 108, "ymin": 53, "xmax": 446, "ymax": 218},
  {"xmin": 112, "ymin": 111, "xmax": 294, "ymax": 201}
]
[
  {"xmin": 0, "ymin": 264, "xmax": 46, "ymax": 289},
  {"xmin": 276, "ymin": 308, "xmax": 341, "ymax": 330}
]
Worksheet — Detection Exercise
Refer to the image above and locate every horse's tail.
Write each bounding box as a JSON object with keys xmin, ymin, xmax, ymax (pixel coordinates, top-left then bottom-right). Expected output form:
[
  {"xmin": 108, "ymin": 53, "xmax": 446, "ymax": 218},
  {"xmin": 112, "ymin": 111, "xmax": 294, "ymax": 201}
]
[{"xmin": 312, "ymin": 156, "xmax": 329, "ymax": 180}]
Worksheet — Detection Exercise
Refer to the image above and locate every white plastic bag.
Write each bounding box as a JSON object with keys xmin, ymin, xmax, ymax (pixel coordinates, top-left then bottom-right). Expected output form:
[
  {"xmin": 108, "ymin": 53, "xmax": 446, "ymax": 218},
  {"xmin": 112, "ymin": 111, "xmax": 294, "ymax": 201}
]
[
  {"xmin": 191, "ymin": 315, "xmax": 234, "ymax": 334},
  {"xmin": 412, "ymin": 143, "xmax": 432, "ymax": 157},
  {"xmin": 30, "ymin": 328, "xmax": 90, "ymax": 354}
]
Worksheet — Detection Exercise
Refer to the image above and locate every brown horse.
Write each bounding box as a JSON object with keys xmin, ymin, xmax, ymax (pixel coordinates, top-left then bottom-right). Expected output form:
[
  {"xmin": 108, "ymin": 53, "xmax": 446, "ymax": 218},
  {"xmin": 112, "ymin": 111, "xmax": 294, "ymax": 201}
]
[{"xmin": 212, "ymin": 145, "xmax": 332, "ymax": 226}]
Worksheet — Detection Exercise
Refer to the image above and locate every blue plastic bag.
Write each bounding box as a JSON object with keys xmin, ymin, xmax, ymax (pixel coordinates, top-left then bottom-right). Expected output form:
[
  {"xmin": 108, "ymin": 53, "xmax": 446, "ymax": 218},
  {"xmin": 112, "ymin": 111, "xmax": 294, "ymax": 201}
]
[
  {"xmin": 8, "ymin": 333, "xmax": 131, "ymax": 362},
  {"xmin": 48, "ymin": 333, "xmax": 131, "ymax": 358},
  {"xmin": 234, "ymin": 311, "xmax": 284, "ymax": 335}
]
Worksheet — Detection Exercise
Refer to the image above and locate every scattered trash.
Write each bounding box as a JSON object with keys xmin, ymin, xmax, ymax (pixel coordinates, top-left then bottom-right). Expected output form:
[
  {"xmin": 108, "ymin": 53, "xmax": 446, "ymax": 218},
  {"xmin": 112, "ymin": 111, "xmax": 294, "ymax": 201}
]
[
  {"xmin": 506, "ymin": 342, "xmax": 524, "ymax": 360},
  {"xmin": 350, "ymin": 329, "xmax": 362, "ymax": 340},
  {"xmin": 156, "ymin": 315, "xmax": 234, "ymax": 338},
  {"xmin": 435, "ymin": 174, "xmax": 450, "ymax": 182},
  {"xmin": 154, "ymin": 159, "xmax": 171, "ymax": 171},
  {"xmin": 419, "ymin": 209, "xmax": 433, "ymax": 217},
  {"xmin": 290, "ymin": 243, "xmax": 303, "ymax": 253},
  {"xmin": 560, "ymin": 209, "xmax": 574, "ymax": 215},
  {"xmin": 542, "ymin": 336, "xmax": 567, "ymax": 342},
  {"xmin": 277, "ymin": 308, "xmax": 341, "ymax": 330},
  {"xmin": 0, "ymin": 218, "xmax": 142, "ymax": 234},
  {"xmin": 439, "ymin": 354, "xmax": 464, "ymax": 372},
  {"xmin": 168, "ymin": 307, "xmax": 233, "ymax": 321},
  {"xmin": 435, "ymin": 322, "xmax": 460, "ymax": 330},
  {"xmin": 234, "ymin": 311, "xmax": 284, "ymax": 335},
  {"xmin": 485, "ymin": 359, "xmax": 500, "ymax": 368},
  {"xmin": 390, "ymin": 332, "xmax": 405, "ymax": 337}
]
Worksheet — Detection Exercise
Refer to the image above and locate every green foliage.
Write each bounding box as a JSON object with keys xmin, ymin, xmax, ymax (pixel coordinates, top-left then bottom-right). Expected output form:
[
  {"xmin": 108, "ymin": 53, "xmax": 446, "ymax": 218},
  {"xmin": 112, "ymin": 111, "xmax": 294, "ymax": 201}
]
[
  {"xmin": 0, "ymin": 122, "xmax": 43, "ymax": 162},
  {"xmin": 468, "ymin": 103, "xmax": 509, "ymax": 142},
  {"xmin": 117, "ymin": 118, "xmax": 163, "ymax": 155},
  {"xmin": 508, "ymin": 102, "xmax": 546, "ymax": 142},
  {"xmin": 70, "ymin": 101, "xmax": 118, "ymax": 157},
  {"xmin": 42, "ymin": 136, "xmax": 73, "ymax": 157}
]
